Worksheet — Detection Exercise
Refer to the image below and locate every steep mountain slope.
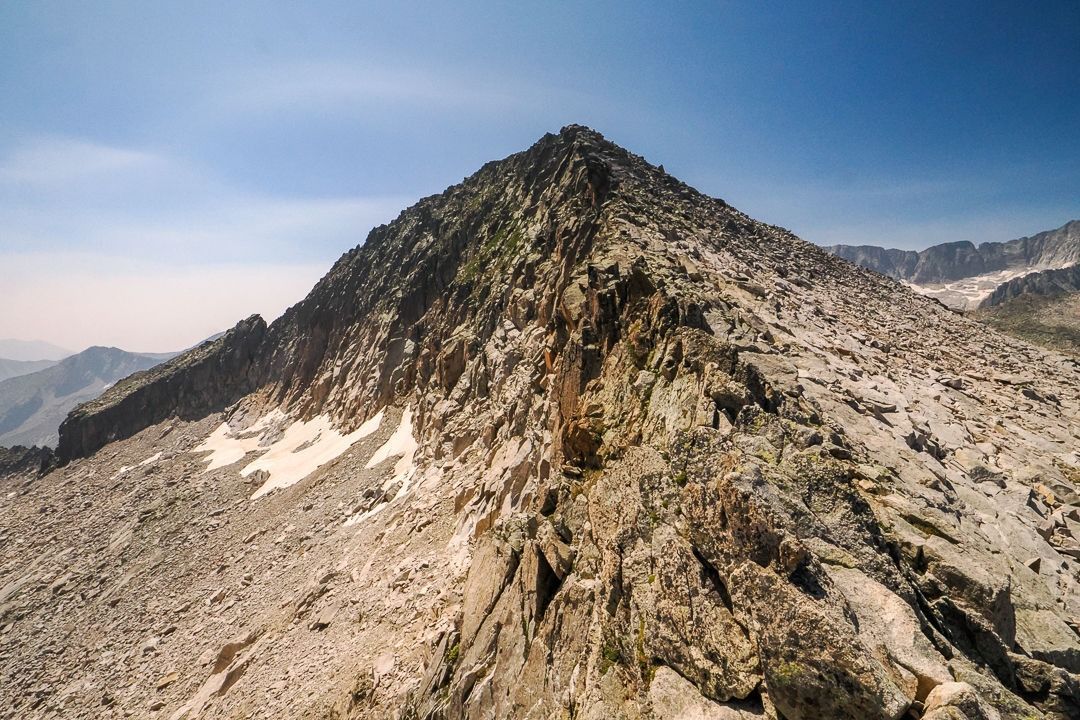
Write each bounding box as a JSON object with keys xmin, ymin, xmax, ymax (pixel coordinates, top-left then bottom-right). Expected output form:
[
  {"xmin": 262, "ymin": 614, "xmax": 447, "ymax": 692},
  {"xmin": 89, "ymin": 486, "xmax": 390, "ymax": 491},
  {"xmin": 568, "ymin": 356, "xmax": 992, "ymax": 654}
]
[
  {"xmin": 2, "ymin": 127, "xmax": 1079, "ymax": 720},
  {"xmin": 0, "ymin": 357, "xmax": 56, "ymax": 383},
  {"xmin": 0, "ymin": 346, "xmax": 172, "ymax": 448},
  {"xmin": 827, "ymin": 220, "xmax": 1080, "ymax": 309}
]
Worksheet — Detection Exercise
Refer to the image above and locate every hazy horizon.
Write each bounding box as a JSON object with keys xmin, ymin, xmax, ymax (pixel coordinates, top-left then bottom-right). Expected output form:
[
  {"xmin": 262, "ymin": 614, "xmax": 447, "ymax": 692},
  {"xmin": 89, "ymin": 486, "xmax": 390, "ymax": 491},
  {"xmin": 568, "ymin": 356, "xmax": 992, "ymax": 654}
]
[{"xmin": 3, "ymin": 206, "xmax": 1077, "ymax": 354}]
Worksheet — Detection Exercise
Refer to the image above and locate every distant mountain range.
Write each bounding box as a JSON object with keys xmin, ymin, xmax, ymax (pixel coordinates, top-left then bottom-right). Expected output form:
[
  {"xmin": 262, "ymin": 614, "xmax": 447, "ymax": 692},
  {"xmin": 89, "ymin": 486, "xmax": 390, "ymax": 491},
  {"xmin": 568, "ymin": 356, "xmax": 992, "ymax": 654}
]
[
  {"xmin": 0, "ymin": 346, "xmax": 175, "ymax": 448},
  {"xmin": 825, "ymin": 220, "xmax": 1080, "ymax": 354},
  {"xmin": 0, "ymin": 357, "xmax": 57, "ymax": 383},
  {"xmin": 827, "ymin": 220, "xmax": 1079, "ymax": 285}
]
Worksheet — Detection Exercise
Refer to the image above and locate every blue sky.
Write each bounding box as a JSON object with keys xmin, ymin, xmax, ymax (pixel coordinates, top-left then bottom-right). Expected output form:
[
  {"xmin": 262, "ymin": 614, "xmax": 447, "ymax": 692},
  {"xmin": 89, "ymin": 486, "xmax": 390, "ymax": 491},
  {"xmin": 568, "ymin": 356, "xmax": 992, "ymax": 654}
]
[{"xmin": 1, "ymin": 1, "xmax": 1078, "ymax": 351}]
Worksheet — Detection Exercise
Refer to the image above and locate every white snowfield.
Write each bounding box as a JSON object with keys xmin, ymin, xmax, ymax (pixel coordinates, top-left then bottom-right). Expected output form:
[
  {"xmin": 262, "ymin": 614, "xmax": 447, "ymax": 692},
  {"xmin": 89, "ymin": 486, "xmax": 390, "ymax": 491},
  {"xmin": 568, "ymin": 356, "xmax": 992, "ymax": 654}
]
[
  {"xmin": 246, "ymin": 411, "xmax": 385, "ymax": 499},
  {"xmin": 192, "ymin": 408, "xmax": 389, "ymax": 500},
  {"xmin": 345, "ymin": 407, "xmax": 418, "ymax": 526},
  {"xmin": 194, "ymin": 422, "xmax": 266, "ymax": 472},
  {"xmin": 905, "ymin": 264, "xmax": 1069, "ymax": 310},
  {"xmin": 112, "ymin": 450, "xmax": 163, "ymax": 479},
  {"xmin": 365, "ymin": 406, "xmax": 416, "ymax": 477}
]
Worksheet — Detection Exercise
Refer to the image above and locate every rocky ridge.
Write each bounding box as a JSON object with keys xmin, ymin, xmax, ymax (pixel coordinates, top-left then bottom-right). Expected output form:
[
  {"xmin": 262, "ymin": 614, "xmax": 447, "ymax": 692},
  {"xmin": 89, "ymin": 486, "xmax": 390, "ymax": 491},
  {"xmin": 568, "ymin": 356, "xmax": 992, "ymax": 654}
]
[
  {"xmin": 57, "ymin": 320, "xmax": 265, "ymax": 461},
  {"xmin": 1, "ymin": 126, "xmax": 1079, "ymax": 720}
]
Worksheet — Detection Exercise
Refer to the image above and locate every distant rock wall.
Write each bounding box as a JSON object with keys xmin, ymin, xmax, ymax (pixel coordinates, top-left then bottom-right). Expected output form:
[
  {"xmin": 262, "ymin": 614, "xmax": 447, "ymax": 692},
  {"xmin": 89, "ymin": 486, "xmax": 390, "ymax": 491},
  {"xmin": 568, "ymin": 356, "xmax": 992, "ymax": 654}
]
[
  {"xmin": 824, "ymin": 245, "xmax": 919, "ymax": 279},
  {"xmin": 828, "ymin": 219, "xmax": 1079, "ymax": 284}
]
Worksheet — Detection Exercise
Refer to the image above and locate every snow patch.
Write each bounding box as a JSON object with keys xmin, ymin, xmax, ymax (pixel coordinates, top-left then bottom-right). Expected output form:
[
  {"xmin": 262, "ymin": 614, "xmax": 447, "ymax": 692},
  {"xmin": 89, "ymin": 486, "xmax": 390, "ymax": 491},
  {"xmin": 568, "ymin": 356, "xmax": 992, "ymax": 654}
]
[
  {"xmin": 345, "ymin": 407, "xmax": 418, "ymax": 526},
  {"xmin": 194, "ymin": 422, "xmax": 265, "ymax": 472},
  {"xmin": 244, "ymin": 408, "xmax": 288, "ymax": 434},
  {"xmin": 246, "ymin": 411, "xmax": 383, "ymax": 500},
  {"xmin": 366, "ymin": 406, "xmax": 417, "ymax": 497},
  {"xmin": 139, "ymin": 452, "xmax": 162, "ymax": 466},
  {"xmin": 906, "ymin": 265, "xmax": 1071, "ymax": 310},
  {"xmin": 109, "ymin": 465, "xmax": 133, "ymax": 480},
  {"xmin": 192, "ymin": 409, "xmax": 383, "ymax": 499}
]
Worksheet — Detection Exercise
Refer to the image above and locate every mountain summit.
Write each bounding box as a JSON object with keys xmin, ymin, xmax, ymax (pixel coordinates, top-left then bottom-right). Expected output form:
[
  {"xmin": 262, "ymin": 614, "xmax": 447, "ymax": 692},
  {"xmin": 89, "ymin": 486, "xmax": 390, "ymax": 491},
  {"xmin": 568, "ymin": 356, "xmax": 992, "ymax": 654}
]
[{"xmin": 3, "ymin": 127, "xmax": 1079, "ymax": 719}]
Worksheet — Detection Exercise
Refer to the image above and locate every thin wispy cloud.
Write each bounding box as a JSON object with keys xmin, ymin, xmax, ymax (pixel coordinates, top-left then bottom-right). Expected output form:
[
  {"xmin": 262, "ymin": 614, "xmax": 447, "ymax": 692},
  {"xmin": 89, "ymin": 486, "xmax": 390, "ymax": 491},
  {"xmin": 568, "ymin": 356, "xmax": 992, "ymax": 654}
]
[
  {"xmin": 0, "ymin": 136, "xmax": 163, "ymax": 187},
  {"xmin": 0, "ymin": 135, "xmax": 409, "ymax": 260},
  {"xmin": 3, "ymin": 191, "xmax": 409, "ymax": 261},
  {"xmin": 0, "ymin": 134, "xmax": 410, "ymax": 349}
]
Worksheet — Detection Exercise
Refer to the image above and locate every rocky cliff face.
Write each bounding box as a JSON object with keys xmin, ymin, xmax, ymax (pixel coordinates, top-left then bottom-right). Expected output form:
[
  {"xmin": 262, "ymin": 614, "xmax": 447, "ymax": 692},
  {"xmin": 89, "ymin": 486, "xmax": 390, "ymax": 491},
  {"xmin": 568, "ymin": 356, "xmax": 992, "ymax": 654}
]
[
  {"xmin": 2, "ymin": 127, "xmax": 1079, "ymax": 720},
  {"xmin": 827, "ymin": 220, "xmax": 1080, "ymax": 285}
]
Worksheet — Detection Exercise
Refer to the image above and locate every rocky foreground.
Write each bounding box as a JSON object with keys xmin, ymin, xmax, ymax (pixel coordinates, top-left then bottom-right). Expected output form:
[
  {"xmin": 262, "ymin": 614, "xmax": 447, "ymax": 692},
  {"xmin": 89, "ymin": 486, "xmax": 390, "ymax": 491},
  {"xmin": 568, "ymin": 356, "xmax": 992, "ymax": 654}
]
[{"xmin": 1, "ymin": 127, "xmax": 1078, "ymax": 719}]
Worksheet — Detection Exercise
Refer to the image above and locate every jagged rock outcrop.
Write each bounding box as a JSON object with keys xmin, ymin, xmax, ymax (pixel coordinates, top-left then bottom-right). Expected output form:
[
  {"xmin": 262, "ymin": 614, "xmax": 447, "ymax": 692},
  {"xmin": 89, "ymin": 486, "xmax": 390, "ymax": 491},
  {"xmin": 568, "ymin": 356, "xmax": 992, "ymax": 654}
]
[
  {"xmin": 2, "ymin": 127, "xmax": 1078, "ymax": 720},
  {"xmin": 0, "ymin": 444, "xmax": 55, "ymax": 477}
]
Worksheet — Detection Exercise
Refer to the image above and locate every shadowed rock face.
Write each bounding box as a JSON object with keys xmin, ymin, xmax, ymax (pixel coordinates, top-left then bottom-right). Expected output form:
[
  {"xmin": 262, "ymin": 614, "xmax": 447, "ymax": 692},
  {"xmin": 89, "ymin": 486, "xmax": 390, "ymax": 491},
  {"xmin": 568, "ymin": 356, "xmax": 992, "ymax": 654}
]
[
  {"xmin": 56, "ymin": 316, "xmax": 267, "ymax": 461},
  {"xmin": 3, "ymin": 127, "xmax": 1079, "ymax": 720},
  {"xmin": 55, "ymin": 128, "xmax": 614, "ymax": 462},
  {"xmin": 0, "ymin": 444, "xmax": 55, "ymax": 476}
]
